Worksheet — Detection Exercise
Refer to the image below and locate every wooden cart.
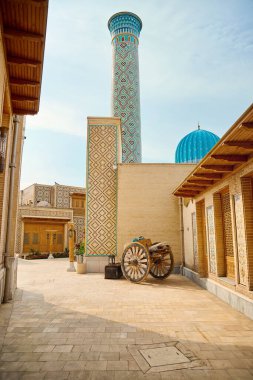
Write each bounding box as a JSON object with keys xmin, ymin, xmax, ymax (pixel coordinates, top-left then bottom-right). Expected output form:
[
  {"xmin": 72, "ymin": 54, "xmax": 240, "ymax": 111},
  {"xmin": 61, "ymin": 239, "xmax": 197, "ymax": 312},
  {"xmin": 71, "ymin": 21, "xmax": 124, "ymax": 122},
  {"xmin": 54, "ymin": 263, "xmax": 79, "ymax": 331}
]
[{"xmin": 121, "ymin": 238, "xmax": 174, "ymax": 283}]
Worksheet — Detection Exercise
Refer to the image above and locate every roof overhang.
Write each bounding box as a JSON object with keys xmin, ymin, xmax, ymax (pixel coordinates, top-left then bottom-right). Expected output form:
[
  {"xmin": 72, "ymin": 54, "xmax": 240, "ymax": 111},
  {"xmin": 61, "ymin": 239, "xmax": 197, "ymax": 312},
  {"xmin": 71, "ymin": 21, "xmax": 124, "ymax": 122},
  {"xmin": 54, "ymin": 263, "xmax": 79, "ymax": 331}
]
[
  {"xmin": 70, "ymin": 192, "xmax": 86, "ymax": 196},
  {"xmin": 173, "ymin": 103, "xmax": 253, "ymax": 198},
  {"xmin": 0, "ymin": 0, "xmax": 49, "ymax": 115}
]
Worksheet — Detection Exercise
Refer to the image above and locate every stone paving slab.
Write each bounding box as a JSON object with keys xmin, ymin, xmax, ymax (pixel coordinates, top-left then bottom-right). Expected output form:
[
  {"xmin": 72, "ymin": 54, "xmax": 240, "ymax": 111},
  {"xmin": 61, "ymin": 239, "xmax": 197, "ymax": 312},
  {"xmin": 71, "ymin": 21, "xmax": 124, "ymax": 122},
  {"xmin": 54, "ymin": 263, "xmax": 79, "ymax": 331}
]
[{"xmin": 0, "ymin": 258, "xmax": 252, "ymax": 379}]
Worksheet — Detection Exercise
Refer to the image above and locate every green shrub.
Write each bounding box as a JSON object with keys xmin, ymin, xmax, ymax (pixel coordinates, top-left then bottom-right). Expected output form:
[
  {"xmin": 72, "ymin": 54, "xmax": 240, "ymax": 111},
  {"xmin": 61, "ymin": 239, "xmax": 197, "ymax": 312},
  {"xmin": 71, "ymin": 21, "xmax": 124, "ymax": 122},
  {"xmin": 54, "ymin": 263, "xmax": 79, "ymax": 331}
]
[{"xmin": 75, "ymin": 242, "xmax": 85, "ymax": 255}]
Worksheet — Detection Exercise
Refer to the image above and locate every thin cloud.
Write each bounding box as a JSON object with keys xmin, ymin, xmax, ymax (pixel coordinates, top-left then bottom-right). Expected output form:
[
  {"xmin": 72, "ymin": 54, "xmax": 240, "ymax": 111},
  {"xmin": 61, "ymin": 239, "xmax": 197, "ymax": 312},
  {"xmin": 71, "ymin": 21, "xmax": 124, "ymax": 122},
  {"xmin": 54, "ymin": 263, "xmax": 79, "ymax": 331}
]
[{"xmin": 26, "ymin": 100, "xmax": 86, "ymax": 137}]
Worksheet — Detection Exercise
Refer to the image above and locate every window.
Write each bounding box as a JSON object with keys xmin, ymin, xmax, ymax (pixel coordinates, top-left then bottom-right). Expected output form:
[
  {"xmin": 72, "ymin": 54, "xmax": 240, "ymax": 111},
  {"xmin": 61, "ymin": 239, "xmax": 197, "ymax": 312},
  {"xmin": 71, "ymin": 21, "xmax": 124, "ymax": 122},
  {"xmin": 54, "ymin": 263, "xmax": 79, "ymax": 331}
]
[
  {"xmin": 32, "ymin": 233, "xmax": 39, "ymax": 244},
  {"xmin": 24, "ymin": 233, "xmax": 29, "ymax": 244},
  {"xmin": 57, "ymin": 234, "xmax": 63, "ymax": 244}
]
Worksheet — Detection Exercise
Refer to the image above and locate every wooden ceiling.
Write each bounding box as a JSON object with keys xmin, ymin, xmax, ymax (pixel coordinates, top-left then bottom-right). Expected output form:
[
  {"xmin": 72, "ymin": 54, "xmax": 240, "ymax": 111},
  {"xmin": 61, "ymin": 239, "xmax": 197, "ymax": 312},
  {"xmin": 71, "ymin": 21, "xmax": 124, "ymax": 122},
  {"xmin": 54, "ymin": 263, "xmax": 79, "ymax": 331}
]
[
  {"xmin": 173, "ymin": 104, "xmax": 253, "ymax": 198},
  {"xmin": 0, "ymin": 0, "xmax": 49, "ymax": 115}
]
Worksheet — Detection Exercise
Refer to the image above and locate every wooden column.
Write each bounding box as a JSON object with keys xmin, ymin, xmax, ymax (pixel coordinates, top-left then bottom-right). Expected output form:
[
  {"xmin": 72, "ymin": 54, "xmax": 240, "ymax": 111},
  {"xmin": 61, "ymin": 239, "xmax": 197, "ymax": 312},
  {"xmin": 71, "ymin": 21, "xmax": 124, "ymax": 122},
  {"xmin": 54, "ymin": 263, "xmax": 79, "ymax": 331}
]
[
  {"xmin": 196, "ymin": 200, "xmax": 208, "ymax": 277},
  {"xmin": 67, "ymin": 222, "xmax": 75, "ymax": 272}
]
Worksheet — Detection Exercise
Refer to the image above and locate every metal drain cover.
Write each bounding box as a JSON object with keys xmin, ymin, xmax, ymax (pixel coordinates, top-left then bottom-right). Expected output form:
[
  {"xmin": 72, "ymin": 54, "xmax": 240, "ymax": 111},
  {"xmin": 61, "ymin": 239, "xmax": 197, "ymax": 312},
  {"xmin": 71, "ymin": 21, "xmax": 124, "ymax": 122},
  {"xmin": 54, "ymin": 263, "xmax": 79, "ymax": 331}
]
[
  {"xmin": 140, "ymin": 346, "xmax": 190, "ymax": 367},
  {"xmin": 128, "ymin": 342, "xmax": 208, "ymax": 374}
]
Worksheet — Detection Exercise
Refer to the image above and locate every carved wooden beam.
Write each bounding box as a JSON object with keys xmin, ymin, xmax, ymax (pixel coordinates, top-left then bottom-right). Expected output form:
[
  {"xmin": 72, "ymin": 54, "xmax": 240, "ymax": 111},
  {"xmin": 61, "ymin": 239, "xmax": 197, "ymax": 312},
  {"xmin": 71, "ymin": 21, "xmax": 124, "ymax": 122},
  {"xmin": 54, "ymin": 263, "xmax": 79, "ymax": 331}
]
[
  {"xmin": 182, "ymin": 184, "xmax": 207, "ymax": 189},
  {"xmin": 201, "ymin": 165, "xmax": 233, "ymax": 172},
  {"xmin": 7, "ymin": 56, "xmax": 41, "ymax": 67},
  {"xmin": 4, "ymin": 0, "xmax": 47, "ymax": 4},
  {"xmin": 241, "ymin": 122, "xmax": 253, "ymax": 129},
  {"xmin": 211, "ymin": 154, "xmax": 248, "ymax": 162},
  {"xmin": 12, "ymin": 108, "xmax": 36, "ymax": 115},
  {"xmin": 175, "ymin": 191, "xmax": 198, "ymax": 197},
  {"xmin": 12, "ymin": 94, "xmax": 38, "ymax": 102},
  {"xmin": 10, "ymin": 77, "xmax": 40, "ymax": 87},
  {"xmin": 223, "ymin": 141, "xmax": 253, "ymax": 149},
  {"xmin": 193, "ymin": 173, "xmax": 222, "ymax": 179},
  {"xmin": 182, "ymin": 186, "xmax": 206, "ymax": 191},
  {"xmin": 188, "ymin": 179, "xmax": 213, "ymax": 185},
  {"xmin": 175, "ymin": 193, "xmax": 195, "ymax": 198},
  {"xmin": 4, "ymin": 27, "xmax": 44, "ymax": 42}
]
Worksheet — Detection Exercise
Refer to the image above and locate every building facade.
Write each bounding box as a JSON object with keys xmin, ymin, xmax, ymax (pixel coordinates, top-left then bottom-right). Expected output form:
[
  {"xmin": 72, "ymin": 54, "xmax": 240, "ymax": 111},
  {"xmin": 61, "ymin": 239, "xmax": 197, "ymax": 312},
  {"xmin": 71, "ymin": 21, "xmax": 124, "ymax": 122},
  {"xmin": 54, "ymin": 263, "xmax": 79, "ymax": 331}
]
[
  {"xmin": 85, "ymin": 114, "xmax": 195, "ymax": 272},
  {"xmin": 16, "ymin": 183, "xmax": 86, "ymax": 256},
  {"xmin": 174, "ymin": 104, "xmax": 253, "ymax": 315},
  {"xmin": 84, "ymin": 11, "xmax": 253, "ymax": 318},
  {"xmin": 85, "ymin": 12, "xmax": 196, "ymax": 272},
  {"xmin": 0, "ymin": 0, "xmax": 48, "ymax": 302}
]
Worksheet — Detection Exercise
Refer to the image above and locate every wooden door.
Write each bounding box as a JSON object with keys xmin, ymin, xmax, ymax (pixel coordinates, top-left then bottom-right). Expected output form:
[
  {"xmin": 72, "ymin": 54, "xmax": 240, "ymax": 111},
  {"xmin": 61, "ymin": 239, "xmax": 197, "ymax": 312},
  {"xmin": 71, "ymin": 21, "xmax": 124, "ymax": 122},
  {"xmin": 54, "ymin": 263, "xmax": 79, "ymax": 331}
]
[
  {"xmin": 221, "ymin": 190, "xmax": 235, "ymax": 279},
  {"xmin": 23, "ymin": 222, "xmax": 64, "ymax": 253}
]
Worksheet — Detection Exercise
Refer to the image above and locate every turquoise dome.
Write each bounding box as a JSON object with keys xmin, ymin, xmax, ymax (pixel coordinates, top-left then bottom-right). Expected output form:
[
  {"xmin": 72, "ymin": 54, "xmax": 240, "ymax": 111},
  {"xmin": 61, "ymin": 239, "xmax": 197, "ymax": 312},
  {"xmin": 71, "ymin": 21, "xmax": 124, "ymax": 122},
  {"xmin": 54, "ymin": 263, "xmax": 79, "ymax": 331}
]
[{"xmin": 175, "ymin": 127, "xmax": 220, "ymax": 163}]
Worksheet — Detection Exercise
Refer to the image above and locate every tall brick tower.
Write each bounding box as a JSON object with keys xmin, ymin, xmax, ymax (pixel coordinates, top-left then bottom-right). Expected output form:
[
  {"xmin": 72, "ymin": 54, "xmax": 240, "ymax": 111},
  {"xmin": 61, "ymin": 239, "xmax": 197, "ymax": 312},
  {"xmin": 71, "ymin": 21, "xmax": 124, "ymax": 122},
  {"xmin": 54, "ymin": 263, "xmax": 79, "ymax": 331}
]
[{"xmin": 108, "ymin": 12, "xmax": 142, "ymax": 163}]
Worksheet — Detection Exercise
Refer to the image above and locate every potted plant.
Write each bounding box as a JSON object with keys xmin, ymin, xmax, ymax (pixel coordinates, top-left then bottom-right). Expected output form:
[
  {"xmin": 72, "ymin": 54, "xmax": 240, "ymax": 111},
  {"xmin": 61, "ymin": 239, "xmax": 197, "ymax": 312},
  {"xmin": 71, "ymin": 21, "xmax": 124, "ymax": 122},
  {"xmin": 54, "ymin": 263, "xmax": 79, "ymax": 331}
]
[
  {"xmin": 75, "ymin": 242, "xmax": 86, "ymax": 274},
  {"xmin": 75, "ymin": 243, "xmax": 84, "ymax": 263}
]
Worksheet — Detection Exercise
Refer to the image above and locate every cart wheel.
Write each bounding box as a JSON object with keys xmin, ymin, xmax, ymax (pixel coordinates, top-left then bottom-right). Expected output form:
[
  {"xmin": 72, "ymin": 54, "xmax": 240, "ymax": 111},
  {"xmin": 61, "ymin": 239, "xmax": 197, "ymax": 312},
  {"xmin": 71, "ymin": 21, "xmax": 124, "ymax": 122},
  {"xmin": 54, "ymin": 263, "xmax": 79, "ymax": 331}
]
[
  {"xmin": 150, "ymin": 249, "xmax": 174, "ymax": 279},
  {"xmin": 121, "ymin": 242, "xmax": 150, "ymax": 283}
]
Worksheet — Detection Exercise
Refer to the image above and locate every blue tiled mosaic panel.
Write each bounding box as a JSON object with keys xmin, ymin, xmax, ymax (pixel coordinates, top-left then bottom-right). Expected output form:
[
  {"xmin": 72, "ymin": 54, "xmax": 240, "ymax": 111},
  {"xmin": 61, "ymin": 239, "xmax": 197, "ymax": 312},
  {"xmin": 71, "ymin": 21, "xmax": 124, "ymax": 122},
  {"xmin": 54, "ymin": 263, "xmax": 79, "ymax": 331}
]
[{"xmin": 112, "ymin": 37, "xmax": 141, "ymax": 163}]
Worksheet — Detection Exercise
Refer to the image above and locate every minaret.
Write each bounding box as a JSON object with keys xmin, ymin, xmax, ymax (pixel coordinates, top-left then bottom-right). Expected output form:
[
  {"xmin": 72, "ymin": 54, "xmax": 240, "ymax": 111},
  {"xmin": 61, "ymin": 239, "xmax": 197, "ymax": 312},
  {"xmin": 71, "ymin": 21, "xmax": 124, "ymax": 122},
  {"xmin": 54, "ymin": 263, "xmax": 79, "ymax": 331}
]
[{"xmin": 108, "ymin": 12, "xmax": 142, "ymax": 163}]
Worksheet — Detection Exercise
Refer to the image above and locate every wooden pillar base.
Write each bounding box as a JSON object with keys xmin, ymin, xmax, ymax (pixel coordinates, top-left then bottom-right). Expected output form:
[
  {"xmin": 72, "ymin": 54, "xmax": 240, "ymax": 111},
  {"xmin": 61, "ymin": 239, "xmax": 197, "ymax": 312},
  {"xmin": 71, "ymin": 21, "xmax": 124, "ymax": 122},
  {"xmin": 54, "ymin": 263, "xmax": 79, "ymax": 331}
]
[{"xmin": 67, "ymin": 262, "xmax": 76, "ymax": 272}]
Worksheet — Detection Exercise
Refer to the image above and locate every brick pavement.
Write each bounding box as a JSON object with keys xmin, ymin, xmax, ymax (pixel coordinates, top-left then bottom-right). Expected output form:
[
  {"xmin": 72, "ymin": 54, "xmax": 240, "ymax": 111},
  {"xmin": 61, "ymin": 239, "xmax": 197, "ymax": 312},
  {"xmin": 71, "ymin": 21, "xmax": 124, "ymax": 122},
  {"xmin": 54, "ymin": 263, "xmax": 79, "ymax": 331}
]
[{"xmin": 0, "ymin": 258, "xmax": 252, "ymax": 379}]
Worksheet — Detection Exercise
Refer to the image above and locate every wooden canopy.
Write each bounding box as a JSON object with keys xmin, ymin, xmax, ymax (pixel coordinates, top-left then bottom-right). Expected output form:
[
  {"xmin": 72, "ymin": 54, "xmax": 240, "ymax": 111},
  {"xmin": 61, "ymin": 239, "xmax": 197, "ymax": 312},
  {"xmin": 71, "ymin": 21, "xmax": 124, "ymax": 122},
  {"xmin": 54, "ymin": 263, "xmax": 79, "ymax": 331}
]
[
  {"xmin": 173, "ymin": 104, "xmax": 253, "ymax": 198},
  {"xmin": 0, "ymin": 0, "xmax": 49, "ymax": 115}
]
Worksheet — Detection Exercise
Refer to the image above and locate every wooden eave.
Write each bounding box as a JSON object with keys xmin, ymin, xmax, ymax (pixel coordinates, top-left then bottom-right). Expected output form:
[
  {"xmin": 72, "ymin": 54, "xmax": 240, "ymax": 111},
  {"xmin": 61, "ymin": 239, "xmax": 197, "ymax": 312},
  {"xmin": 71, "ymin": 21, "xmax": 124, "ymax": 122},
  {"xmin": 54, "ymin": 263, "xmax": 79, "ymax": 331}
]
[
  {"xmin": 70, "ymin": 192, "xmax": 86, "ymax": 197},
  {"xmin": 0, "ymin": 0, "xmax": 48, "ymax": 115},
  {"xmin": 173, "ymin": 103, "xmax": 253, "ymax": 198}
]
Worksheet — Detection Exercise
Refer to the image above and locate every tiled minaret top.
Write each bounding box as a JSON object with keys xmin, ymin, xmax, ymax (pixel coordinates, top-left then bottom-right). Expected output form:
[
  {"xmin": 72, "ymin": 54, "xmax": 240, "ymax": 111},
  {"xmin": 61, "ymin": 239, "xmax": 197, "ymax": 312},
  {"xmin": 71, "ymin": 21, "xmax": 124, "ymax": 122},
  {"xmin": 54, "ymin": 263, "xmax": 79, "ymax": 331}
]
[{"xmin": 108, "ymin": 12, "xmax": 142, "ymax": 163}]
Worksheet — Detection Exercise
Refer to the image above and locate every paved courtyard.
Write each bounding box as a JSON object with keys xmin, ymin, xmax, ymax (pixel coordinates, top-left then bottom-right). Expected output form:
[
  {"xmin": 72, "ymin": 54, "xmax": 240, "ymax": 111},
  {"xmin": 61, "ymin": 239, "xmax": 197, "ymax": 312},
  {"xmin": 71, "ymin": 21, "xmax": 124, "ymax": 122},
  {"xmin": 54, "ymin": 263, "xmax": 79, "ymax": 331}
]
[{"xmin": 0, "ymin": 258, "xmax": 253, "ymax": 379}]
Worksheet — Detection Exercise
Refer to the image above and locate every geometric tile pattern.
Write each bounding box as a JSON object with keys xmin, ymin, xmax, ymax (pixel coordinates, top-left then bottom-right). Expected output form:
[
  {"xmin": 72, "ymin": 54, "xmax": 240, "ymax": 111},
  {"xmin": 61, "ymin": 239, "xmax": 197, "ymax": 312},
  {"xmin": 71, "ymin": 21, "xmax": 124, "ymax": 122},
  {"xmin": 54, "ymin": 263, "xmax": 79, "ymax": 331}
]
[
  {"xmin": 234, "ymin": 194, "xmax": 247, "ymax": 286},
  {"xmin": 175, "ymin": 128, "xmax": 219, "ymax": 163},
  {"xmin": 55, "ymin": 185, "xmax": 84, "ymax": 209},
  {"xmin": 221, "ymin": 191, "xmax": 234, "ymax": 257},
  {"xmin": 109, "ymin": 12, "xmax": 142, "ymax": 163},
  {"xmin": 73, "ymin": 216, "xmax": 85, "ymax": 244},
  {"xmin": 86, "ymin": 124, "xmax": 118, "ymax": 256},
  {"xmin": 35, "ymin": 185, "xmax": 52, "ymax": 205},
  {"xmin": 112, "ymin": 39, "xmax": 141, "ymax": 163},
  {"xmin": 206, "ymin": 206, "xmax": 216, "ymax": 274}
]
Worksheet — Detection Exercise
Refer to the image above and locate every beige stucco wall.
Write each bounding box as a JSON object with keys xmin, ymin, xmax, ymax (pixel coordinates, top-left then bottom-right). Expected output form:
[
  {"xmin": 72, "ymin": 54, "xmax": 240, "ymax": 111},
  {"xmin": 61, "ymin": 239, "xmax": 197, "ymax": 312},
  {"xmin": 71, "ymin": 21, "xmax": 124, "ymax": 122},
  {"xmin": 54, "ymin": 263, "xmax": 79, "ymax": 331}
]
[
  {"xmin": 117, "ymin": 163, "xmax": 196, "ymax": 265},
  {"xmin": 20, "ymin": 184, "xmax": 35, "ymax": 206},
  {"xmin": 183, "ymin": 200, "xmax": 196, "ymax": 269}
]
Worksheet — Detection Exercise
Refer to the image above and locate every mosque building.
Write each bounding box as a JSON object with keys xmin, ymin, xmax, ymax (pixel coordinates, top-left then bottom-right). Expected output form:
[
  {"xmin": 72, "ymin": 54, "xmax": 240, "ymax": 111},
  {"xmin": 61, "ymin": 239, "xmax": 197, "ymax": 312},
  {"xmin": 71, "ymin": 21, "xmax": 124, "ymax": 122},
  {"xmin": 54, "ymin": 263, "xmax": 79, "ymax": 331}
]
[
  {"xmin": 175, "ymin": 125, "xmax": 220, "ymax": 164},
  {"xmin": 85, "ymin": 11, "xmax": 253, "ymax": 318}
]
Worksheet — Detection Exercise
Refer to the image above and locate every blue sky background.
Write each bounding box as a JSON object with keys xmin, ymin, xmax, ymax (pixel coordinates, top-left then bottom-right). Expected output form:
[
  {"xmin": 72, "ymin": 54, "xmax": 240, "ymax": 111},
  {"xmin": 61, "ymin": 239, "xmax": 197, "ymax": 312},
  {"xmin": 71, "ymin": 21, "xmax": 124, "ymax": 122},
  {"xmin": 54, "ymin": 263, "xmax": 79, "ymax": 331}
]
[{"xmin": 20, "ymin": 0, "xmax": 253, "ymax": 189}]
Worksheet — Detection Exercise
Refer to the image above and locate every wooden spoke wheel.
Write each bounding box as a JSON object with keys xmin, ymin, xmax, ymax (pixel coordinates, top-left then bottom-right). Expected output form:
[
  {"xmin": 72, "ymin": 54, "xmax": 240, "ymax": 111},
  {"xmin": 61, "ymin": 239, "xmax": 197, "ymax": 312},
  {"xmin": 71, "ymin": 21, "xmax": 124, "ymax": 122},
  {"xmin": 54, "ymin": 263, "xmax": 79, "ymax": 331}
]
[
  {"xmin": 150, "ymin": 250, "xmax": 174, "ymax": 279},
  {"xmin": 121, "ymin": 242, "xmax": 150, "ymax": 283}
]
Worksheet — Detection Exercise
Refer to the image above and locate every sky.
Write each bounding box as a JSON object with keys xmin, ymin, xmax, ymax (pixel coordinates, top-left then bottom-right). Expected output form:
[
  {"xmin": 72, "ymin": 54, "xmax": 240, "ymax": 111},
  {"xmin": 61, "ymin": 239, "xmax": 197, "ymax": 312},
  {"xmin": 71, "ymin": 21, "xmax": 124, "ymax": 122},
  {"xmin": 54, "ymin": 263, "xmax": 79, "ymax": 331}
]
[{"xmin": 20, "ymin": 0, "xmax": 253, "ymax": 189}]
